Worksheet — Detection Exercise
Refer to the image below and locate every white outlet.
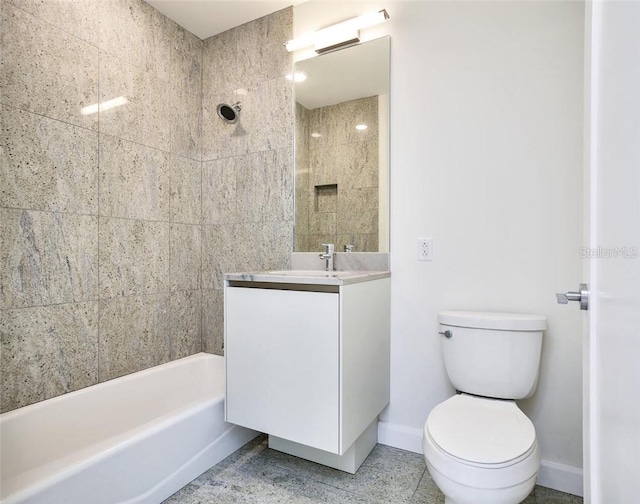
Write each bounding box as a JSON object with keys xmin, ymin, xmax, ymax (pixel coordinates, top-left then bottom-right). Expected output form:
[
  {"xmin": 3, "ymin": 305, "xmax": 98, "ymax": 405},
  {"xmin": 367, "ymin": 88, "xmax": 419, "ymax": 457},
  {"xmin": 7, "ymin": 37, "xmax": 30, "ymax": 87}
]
[{"xmin": 417, "ymin": 237, "xmax": 433, "ymax": 261}]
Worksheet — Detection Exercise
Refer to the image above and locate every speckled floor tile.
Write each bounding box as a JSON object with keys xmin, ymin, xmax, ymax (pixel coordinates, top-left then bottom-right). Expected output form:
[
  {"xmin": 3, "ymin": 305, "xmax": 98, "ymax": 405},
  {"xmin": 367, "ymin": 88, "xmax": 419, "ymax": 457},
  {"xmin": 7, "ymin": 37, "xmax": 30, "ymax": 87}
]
[{"xmin": 162, "ymin": 435, "xmax": 583, "ymax": 504}]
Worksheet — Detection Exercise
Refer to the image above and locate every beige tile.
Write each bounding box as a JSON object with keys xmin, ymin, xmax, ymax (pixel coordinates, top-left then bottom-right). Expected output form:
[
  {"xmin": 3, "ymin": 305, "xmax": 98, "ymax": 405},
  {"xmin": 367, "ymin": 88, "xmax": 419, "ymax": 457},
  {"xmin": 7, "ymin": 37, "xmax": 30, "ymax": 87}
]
[
  {"xmin": 0, "ymin": 301, "xmax": 99, "ymax": 413},
  {"xmin": 8, "ymin": 0, "xmax": 99, "ymax": 45},
  {"xmin": 202, "ymin": 157, "xmax": 237, "ymax": 225},
  {"xmin": 170, "ymin": 29, "xmax": 202, "ymax": 160},
  {"xmin": 0, "ymin": 105, "xmax": 99, "ymax": 214},
  {"xmin": 0, "ymin": 209, "xmax": 98, "ymax": 309},
  {"xmin": 337, "ymin": 188, "xmax": 378, "ymax": 235},
  {"xmin": 236, "ymin": 17, "xmax": 265, "ymax": 89},
  {"xmin": 98, "ymin": 0, "xmax": 171, "ymax": 80},
  {"xmin": 202, "ymin": 289, "xmax": 224, "ymax": 356},
  {"xmin": 309, "ymin": 212, "xmax": 337, "ymax": 236},
  {"xmin": 265, "ymin": 149, "xmax": 294, "ymax": 222},
  {"xmin": 98, "ymin": 217, "xmax": 169, "ymax": 299},
  {"xmin": 168, "ymin": 289, "xmax": 202, "ymax": 360},
  {"xmin": 202, "ymin": 224, "xmax": 236, "ymax": 290},
  {"xmin": 269, "ymin": 77, "xmax": 294, "ymax": 151},
  {"xmin": 98, "ymin": 293, "xmax": 171, "ymax": 381},
  {"xmin": 236, "ymin": 152, "xmax": 266, "ymax": 223},
  {"xmin": 242, "ymin": 81, "xmax": 271, "ymax": 154},
  {"xmin": 337, "ymin": 141, "xmax": 379, "ymax": 190},
  {"xmin": 99, "ymin": 52, "xmax": 170, "ymax": 151},
  {"xmin": 202, "ymin": 29, "xmax": 238, "ymax": 94},
  {"xmin": 169, "ymin": 155, "xmax": 201, "ymax": 224},
  {"xmin": 294, "ymin": 233, "xmax": 309, "ymax": 253},
  {"xmin": 99, "ymin": 135, "xmax": 169, "ymax": 221},
  {"xmin": 170, "ymin": 224, "xmax": 201, "ymax": 291},
  {"xmin": 337, "ymin": 233, "xmax": 379, "ymax": 253},
  {"xmin": 309, "ymin": 146, "xmax": 338, "ymax": 188},
  {"xmin": 260, "ymin": 8, "xmax": 293, "ymax": 82},
  {"xmin": 261, "ymin": 221, "xmax": 293, "ymax": 271},
  {"xmin": 0, "ymin": 2, "xmax": 98, "ymax": 129}
]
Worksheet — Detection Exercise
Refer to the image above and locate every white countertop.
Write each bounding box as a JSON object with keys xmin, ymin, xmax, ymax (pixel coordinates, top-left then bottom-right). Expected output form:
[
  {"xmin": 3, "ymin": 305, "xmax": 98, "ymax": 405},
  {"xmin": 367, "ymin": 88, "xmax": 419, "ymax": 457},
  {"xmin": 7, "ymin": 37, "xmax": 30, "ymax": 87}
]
[{"xmin": 224, "ymin": 270, "xmax": 390, "ymax": 286}]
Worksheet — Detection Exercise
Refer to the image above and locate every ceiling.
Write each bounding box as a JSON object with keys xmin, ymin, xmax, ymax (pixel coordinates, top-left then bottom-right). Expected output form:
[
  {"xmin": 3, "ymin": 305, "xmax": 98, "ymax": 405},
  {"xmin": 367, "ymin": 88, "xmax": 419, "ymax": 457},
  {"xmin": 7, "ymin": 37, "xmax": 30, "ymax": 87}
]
[{"xmin": 145, "ymin": 0, "xmax": 305, "ymax": 40}]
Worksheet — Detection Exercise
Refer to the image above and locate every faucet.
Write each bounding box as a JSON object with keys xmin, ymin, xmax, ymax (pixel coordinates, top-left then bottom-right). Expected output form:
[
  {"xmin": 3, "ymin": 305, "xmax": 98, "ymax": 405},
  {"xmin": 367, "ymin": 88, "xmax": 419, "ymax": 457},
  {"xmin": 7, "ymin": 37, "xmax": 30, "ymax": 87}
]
[
  {"xmin": 344, "ymin": 244, "xmax": 354, "ymax": 253},
  {"xmin": 319, "ymin": 243, "xmax": 334, "ymax": 271}
]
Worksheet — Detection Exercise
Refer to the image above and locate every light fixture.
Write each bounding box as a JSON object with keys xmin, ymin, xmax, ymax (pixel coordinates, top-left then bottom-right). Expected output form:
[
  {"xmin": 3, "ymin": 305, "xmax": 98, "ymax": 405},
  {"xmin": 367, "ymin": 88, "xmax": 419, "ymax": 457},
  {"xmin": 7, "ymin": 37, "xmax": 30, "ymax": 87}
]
[
  {"xmin": 285, "ymin": 9, "xmax": 389, "ymax": 54},
  {"xmin": 285, "ymin": 71, "xmax": 308, "ymax": 83},
  {"xmin": 81, "ymin": 96, "xmax": 128, "ymax": 116},
  {"xmin": 310, "ymin": 132, "xmax": 322, "ymax": 138},
  {"xmin": 355, "ymin": 124, "xmax": 368, "ymax": 131}
]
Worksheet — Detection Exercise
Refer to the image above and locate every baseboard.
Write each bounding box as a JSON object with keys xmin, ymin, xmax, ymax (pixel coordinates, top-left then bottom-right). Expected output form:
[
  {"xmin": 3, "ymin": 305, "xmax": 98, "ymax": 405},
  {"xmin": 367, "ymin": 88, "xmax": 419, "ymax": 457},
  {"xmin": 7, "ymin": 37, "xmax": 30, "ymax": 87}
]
[
  {"xmin": 377, "ymin": 421, "xmax": 423, "ymax": 454},
  {"xmin": 537, "ymin": 459, "xmax": 584, "ymax": 497},
  {"xmin": 377, "ymin": 421, "xmax": 584, "ymax": 497}
]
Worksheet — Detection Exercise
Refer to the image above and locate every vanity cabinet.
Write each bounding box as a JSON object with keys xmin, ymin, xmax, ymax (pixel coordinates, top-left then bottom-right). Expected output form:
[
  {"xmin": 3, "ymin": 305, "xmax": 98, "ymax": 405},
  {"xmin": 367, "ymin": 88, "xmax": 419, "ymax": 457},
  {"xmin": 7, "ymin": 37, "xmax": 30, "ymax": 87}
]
[{"xmin": 224, "ymin": 274, "xmax": 390, "ymax": 461}]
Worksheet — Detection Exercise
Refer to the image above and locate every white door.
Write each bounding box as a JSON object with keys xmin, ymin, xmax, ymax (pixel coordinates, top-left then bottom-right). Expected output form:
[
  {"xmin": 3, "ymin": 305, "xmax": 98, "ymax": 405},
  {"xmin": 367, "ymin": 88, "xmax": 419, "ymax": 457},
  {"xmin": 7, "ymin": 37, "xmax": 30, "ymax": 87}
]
[{"xmin": 584, "ymin": 1, "xmax": 640, "ymax": 501}]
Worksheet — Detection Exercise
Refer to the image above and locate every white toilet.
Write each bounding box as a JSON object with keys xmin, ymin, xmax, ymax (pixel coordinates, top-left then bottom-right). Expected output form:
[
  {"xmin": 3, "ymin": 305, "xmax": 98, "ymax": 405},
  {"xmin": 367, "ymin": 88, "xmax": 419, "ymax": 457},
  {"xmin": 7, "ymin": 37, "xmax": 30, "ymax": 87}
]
[{"xmin": 423, "ymin": 311, "xmax": 547, "ymax": 504}]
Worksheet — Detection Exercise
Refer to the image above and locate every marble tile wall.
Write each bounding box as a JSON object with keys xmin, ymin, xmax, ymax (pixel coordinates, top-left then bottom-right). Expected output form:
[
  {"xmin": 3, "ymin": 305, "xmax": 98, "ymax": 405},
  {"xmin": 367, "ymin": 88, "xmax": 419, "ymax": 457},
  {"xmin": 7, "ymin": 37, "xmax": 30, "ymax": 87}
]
[
  {"xmin": 0, "ymin": 0, "xmax": 203, "ymax": 413},
  {"xmin": 201, "ymin": 8, "xmax": 294, "ymax": 355},
  {"xmin": 294, "ymin": 96, "xmax": 379, "ymax": 252}
]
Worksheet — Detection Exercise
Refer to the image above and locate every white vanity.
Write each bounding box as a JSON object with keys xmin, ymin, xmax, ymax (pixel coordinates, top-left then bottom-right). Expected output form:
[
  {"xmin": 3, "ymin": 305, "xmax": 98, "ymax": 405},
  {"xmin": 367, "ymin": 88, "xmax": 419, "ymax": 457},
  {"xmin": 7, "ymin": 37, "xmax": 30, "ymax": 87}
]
[{"xmin": 224, "ymin": 270, "xmax": 390, "ymax": 473}]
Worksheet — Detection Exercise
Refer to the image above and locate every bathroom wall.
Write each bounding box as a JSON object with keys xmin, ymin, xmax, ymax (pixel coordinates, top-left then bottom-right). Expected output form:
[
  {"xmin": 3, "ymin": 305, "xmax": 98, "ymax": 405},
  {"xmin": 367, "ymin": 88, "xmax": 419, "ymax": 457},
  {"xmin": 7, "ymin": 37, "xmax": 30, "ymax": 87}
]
[
  {"xmin": 200, "ymin": 8, "xmax": 294, "ymax": 354},
  {"xmin": 0, "ymin": 0, "xmax": 293, "ymax": 413},
  {"xmin": 295, "ymin": 96, "xmax": 379, "ymax": 253},
  {"xmin": 296, "ymin": 0, "xmax": 585, "ymax": 494},
  {"xmin": 0, "ymin": 0, "xmax": 202, "ymax": 413}
]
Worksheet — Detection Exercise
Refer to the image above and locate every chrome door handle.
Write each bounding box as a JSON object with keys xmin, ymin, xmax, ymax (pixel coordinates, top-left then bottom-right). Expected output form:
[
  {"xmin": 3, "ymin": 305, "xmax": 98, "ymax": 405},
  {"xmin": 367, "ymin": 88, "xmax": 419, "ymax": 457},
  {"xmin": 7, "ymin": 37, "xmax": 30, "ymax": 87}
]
[{"xmin": 556, "ymin": 283, "xmax": 589, "ymax": 310}]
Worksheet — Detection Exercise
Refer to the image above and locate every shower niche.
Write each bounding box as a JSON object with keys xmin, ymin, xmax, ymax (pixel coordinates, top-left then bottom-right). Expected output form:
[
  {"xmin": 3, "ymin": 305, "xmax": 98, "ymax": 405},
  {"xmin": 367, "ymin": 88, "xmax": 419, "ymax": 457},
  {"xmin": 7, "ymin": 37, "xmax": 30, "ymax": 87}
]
[{"xmin": 293, "ymin": 37, "xmax": 390, "ymax": 253}]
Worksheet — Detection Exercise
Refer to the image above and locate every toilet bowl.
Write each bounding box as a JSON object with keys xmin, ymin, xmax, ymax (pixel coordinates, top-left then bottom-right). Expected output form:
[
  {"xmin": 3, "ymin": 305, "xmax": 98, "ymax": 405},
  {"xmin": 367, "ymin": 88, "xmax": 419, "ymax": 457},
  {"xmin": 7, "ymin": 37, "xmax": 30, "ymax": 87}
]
[
  {"xmin": 423, "ymin": 311, "xmax": 546, "ymax": 504},
  {"xmin": 423, "ymin": 394, "xmax": 540, "ymax": 504}
]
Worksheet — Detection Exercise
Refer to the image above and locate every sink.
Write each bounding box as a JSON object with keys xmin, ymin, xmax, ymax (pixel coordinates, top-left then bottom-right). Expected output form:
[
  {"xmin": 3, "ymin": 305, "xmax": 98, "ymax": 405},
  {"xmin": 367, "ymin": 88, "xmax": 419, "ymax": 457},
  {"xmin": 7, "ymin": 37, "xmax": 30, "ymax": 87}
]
[{"xmin": 224, "ymin": 269, "xmax": 390, "ymax": 286}]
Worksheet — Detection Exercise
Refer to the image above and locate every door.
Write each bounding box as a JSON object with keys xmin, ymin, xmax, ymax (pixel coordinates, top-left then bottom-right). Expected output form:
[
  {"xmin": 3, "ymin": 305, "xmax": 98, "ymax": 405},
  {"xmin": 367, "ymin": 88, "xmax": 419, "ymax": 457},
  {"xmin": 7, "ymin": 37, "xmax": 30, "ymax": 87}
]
[{"xmin": 584, "ymin": 2, "xmax": 640, "ymax": 501}]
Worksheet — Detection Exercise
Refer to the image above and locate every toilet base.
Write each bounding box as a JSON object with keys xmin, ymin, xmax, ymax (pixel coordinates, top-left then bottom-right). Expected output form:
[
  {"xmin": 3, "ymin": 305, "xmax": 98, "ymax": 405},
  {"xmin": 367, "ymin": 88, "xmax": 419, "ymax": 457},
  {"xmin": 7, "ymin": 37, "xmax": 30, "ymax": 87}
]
[{"xmin": 427, "ymin": 463, "xmax": 537, "ymax": 504}]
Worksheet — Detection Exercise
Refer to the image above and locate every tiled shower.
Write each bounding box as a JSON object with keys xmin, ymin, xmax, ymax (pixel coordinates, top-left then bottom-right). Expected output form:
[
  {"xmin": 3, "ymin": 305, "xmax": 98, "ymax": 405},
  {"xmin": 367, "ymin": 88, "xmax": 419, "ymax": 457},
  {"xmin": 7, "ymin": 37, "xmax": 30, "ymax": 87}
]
[{"xmin": 0, "ymin": 0, "xmax": 293, "ymax": 413}]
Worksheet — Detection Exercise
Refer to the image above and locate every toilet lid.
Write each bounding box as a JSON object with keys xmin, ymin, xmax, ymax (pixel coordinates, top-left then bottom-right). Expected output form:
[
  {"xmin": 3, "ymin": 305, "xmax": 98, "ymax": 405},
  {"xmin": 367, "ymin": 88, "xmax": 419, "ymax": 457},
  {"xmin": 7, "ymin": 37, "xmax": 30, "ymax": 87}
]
[{"xmin": 427, "ymin": 395, "xmax": 536, "ymax": 465}]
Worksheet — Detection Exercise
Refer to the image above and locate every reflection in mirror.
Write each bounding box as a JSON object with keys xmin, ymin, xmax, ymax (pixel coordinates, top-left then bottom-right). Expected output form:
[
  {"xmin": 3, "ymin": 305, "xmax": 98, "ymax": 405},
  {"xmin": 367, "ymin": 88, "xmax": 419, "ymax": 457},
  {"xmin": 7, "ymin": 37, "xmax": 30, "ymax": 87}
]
[{"xmin": 293, "ymin": 37, "xmax": 390, "ymax": 253}]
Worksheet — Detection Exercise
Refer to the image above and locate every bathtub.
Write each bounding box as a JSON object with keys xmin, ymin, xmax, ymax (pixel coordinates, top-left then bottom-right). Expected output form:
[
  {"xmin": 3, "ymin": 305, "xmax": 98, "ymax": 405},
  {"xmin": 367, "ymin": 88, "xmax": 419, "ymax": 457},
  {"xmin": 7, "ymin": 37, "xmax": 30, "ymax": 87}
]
[{"xmin": 0, "ymin": 353, "xmax": 258, "ymax": 504}]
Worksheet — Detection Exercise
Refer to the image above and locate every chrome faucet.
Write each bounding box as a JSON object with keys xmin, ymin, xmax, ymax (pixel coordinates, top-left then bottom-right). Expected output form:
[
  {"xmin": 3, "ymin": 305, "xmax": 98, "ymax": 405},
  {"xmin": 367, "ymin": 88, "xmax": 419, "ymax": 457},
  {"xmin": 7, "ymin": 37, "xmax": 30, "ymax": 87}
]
[{"xmin": 319, "ymin": 243, "xmax": 334, "ymax": 271}]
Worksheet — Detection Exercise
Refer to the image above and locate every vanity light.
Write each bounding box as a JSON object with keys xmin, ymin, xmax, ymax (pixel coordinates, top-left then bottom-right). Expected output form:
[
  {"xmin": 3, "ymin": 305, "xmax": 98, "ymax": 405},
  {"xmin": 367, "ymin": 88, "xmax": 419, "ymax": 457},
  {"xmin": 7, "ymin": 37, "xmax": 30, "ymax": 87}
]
[
  {"xmin": 355, "ymin": 124, "xmax": 368, "ymax": 131},
  {"xmin": 285, "ymin": 9, "xmax": 389, "ymax": 54},
  {"xmin": 310, "ymin": 132, "xmax": 322, "ymax": 138},
  {"xmin": 285, "ymin": 71, "xmax": 308, "ymax": 83},
  {"xmin": 81, "ymin": 96, "xmax": 128, "ymax": 115}
]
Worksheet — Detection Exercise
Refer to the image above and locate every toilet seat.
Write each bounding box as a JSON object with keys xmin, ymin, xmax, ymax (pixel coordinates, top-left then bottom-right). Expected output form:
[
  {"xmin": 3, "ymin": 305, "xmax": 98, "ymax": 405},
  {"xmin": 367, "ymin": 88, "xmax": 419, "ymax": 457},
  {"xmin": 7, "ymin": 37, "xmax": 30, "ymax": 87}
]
[{"xmin": 426, "ymin": 394, "xmax": 536, "ymax": 467}]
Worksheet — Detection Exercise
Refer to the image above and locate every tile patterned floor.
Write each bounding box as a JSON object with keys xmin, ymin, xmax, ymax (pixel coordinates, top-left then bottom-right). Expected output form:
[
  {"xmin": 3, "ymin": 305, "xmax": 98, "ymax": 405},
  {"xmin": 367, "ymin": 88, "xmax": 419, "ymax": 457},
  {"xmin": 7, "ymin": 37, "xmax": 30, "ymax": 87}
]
[{"xmin": 163, "ymin": 435, "xmax": 583, "ymax": 504}]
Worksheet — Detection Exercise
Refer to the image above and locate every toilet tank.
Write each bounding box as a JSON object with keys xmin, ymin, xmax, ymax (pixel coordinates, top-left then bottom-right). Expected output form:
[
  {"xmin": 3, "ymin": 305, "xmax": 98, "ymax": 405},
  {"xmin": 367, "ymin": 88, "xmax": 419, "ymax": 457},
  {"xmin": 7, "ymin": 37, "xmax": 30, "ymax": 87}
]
[{"xmin": 438, "ymin": 311, "xmax": 546, "ymax": 400}]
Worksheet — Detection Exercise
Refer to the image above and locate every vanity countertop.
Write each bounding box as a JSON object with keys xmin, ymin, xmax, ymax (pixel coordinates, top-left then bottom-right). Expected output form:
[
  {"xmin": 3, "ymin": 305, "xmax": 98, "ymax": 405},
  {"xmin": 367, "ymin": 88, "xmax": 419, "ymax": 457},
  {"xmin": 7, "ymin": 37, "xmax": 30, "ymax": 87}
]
[{"xmin": 224, "ymin": 270, "xmax": 390, "ymax": 286}]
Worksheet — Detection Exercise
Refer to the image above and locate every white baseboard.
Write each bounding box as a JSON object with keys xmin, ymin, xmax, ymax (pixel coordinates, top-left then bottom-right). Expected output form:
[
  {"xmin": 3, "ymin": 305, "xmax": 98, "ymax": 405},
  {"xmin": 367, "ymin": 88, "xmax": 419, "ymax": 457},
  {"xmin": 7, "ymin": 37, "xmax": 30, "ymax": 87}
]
[
  {"xmin": 537, "ymin": 459, "xmax": 584, "ymax": 497},
  {"xmin": 377, "ymin": 421, "xmax": 584, "ymax": 497},
  {"xmin": 377, "ymin": 421, "xmax": 423, "ymax": 454}
]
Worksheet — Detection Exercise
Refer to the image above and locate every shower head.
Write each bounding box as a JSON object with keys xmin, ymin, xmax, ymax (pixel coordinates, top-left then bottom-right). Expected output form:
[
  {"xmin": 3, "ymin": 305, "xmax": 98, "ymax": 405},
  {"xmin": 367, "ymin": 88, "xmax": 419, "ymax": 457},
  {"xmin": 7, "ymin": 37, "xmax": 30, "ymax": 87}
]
[{"xmin": 217, "ymin": 102, "xmax": 242, "ymax": 124}]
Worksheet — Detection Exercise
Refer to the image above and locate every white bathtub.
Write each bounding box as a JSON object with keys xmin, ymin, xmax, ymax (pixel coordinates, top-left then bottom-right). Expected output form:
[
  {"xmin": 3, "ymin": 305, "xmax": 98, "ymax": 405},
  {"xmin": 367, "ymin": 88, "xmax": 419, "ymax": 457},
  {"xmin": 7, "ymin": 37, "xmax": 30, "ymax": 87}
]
[{"xmin": 0, "ymin": 353, "xmax": 258, "ymax": 504}]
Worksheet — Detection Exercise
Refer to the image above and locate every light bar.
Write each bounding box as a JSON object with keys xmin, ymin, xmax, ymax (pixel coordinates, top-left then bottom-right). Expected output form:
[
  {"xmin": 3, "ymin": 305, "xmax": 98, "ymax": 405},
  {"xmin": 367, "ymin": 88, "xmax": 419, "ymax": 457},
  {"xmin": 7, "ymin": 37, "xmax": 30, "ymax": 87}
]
[{"xmin": 285, "ymin": 9, "xmax": 389, "ymax": 53}]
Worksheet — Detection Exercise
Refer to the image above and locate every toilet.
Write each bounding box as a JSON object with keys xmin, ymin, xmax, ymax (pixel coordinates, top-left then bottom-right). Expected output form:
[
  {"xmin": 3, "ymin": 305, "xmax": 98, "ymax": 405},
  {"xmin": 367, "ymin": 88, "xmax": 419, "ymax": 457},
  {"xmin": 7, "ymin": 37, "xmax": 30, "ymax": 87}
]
[{"xmin": 423, "ymin": 311, "xmax": 547, "ymax": 504}]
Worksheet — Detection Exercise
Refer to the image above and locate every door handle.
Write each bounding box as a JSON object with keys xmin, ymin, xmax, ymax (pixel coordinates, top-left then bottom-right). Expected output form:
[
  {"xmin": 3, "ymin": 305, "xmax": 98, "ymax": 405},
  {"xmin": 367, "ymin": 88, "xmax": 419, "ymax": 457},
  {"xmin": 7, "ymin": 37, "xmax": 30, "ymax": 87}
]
[{"xmin": 556, "ymin": 283, "xmax": 589, "ymax": 310}]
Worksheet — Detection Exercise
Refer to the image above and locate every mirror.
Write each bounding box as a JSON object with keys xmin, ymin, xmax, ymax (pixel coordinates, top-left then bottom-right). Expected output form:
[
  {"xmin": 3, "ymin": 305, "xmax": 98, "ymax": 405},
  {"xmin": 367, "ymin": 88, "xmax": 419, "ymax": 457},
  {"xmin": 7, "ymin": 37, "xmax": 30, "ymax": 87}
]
[{"xmin": 293, "ymin": 37, "xmax": 390, "ymax": 253}]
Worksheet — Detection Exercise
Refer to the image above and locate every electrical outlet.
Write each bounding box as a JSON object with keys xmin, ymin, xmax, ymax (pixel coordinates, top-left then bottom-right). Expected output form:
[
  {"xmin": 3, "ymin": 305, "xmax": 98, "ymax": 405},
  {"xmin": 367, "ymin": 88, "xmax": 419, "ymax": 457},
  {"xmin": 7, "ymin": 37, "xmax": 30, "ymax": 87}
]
[{"xmin": 417, "ymin": 237, "xmax": 433, "ymax": 261}]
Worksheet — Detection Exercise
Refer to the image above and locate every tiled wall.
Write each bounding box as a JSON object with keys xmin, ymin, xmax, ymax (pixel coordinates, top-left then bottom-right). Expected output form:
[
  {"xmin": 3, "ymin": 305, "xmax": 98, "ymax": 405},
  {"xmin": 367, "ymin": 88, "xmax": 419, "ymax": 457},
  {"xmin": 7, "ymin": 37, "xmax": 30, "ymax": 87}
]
[
  {"xmin": 0, "ymin": 0, "xmax": 293, "ymax": 413},
  {"xmin": 295, "ymin": 96, "xmax": 379, "ymax": 253},
  {"xmin": 200, "ymin": 8, "xmax": 294, "ymax": 354}
]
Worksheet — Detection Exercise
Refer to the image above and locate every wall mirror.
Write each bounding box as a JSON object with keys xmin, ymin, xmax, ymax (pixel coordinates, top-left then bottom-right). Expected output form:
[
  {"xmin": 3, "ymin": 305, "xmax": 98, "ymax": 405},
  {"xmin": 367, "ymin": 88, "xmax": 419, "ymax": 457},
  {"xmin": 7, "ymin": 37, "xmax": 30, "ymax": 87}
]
[{"xmin": 293, "ymin": 36, "xmax": 390, "ymax": 253}]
